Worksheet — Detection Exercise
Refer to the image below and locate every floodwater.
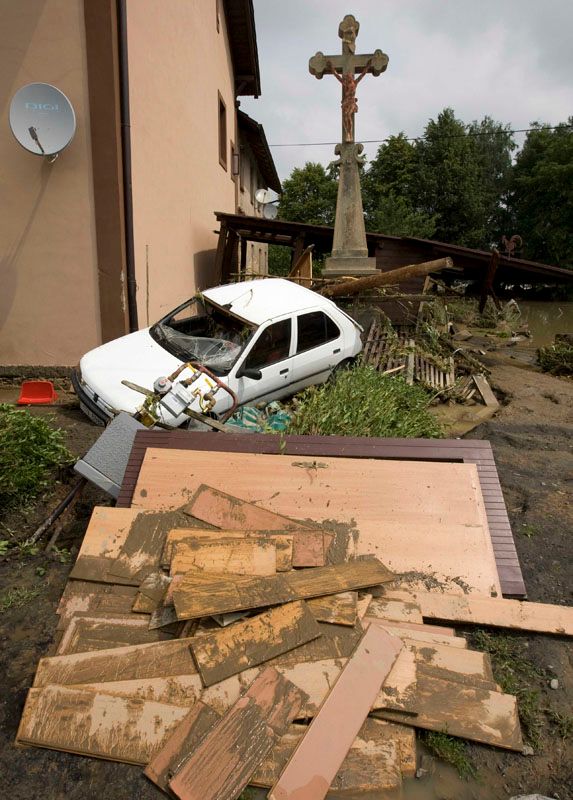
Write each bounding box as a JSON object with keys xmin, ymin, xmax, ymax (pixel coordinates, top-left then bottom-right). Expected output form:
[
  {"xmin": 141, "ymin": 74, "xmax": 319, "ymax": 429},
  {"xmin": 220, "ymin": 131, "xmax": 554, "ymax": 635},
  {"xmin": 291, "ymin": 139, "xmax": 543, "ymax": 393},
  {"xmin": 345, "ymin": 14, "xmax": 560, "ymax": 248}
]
[{"xmin": 517, "ymin": 300, "xmax": 573, "ymax": 346}]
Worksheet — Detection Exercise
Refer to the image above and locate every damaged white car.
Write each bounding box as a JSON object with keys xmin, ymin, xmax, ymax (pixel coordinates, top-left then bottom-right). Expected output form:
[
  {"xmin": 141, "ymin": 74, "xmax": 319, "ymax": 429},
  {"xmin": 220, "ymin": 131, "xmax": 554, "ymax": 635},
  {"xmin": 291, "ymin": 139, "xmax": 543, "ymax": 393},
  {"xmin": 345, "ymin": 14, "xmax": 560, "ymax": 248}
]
[{"xmin": 73, "ymin": 279, "xmax": 363, "ymax": 428}]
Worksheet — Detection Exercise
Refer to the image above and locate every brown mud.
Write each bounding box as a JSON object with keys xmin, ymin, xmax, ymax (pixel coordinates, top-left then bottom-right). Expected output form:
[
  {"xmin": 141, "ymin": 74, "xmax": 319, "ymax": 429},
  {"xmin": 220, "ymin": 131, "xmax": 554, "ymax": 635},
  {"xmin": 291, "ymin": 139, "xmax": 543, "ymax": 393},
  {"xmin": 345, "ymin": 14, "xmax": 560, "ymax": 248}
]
[{"xmin": 0, "ymin": 365, "xmax": 572, "ymax": 799}]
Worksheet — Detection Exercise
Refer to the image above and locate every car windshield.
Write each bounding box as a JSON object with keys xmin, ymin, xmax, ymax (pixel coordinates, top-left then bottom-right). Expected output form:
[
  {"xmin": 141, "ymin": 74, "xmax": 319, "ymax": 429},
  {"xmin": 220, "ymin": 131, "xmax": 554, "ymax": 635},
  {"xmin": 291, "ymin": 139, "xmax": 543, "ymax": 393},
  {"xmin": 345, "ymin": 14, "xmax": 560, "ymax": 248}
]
[{"xmin": 149, "ymin": 296, "xmax": 255, "ymax": 375}]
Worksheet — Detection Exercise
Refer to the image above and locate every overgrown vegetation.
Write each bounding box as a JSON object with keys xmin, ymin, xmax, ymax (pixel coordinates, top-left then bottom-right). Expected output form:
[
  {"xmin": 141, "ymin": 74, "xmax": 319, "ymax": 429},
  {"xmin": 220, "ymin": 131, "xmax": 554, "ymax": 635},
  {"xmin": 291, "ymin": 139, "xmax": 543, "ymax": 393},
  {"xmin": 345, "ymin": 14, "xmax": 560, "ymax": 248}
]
[
  {"xmin": 470, "ymin": 630, "xmax": 545, "ymax": 747},
  {"xmin": 288, "ymin": 365, "xmax": 443, "ymax": 438},
  {"xmin": 537, "ymin": 341, "xmax": 573, "ymax": 376},
  {"xmin": 421, "ymin": 731, "xmax": 477, "ymax": 779},
  {"xmin": 0, "ymin": 404, "xmax": 73, "ymax": 511},
  {"xmin": 0, "ymin": 586, "xmax": 42, "ymax": 614},
  {"xmin": 445, "ymin": 297, "xmax": 521, "ymax": 331}
]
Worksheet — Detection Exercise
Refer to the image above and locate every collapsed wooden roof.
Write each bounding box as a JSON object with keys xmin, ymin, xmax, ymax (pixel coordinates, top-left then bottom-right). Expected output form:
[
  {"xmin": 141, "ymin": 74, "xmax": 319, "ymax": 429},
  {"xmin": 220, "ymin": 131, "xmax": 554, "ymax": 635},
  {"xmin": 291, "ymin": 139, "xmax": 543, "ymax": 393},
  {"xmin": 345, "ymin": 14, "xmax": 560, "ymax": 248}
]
[{"xmin": 214, "ymin": 212, "xmax": 573, "ymax": 285}]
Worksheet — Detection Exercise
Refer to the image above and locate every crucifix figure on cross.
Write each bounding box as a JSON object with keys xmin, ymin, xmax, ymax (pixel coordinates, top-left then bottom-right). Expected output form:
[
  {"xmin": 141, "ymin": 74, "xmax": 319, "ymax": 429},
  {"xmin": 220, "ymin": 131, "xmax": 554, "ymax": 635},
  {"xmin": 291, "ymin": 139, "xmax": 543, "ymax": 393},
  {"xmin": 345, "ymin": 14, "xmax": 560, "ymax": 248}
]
[{"xmin": 309, "ymin": 14, "xmax": 388, "ymax": 143}]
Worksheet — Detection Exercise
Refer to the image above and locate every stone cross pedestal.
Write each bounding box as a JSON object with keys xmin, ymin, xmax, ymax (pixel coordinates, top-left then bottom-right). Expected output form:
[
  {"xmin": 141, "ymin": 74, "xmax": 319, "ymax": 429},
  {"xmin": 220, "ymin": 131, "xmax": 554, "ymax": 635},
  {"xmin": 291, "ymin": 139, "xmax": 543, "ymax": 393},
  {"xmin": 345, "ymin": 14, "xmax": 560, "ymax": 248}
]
[{"xmin": 309, "ymin": 14, "xmax": 388, "ymax": 277}]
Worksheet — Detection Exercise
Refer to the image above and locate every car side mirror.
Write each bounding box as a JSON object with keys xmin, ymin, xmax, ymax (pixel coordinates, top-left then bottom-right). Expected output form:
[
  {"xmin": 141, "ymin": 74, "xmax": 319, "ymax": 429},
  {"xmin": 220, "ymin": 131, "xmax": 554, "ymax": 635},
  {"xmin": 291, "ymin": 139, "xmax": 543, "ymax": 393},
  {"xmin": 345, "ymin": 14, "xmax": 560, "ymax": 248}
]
[{"xmin": 236, "ymin": 367, "xmax": 263, "ymax": 380}]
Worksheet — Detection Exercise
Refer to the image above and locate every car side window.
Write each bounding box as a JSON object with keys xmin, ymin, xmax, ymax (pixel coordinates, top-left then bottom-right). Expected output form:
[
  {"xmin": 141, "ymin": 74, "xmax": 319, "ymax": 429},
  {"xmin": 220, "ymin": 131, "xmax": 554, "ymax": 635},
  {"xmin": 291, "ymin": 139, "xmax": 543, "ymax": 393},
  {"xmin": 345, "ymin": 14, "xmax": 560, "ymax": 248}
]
[
  {"xmin": 244, "ymin": 319, "xmax": 292, "ymax": 370},
  {"xmin": 296, "ymin": 311, "xmax": 340, "ymax": 354}
]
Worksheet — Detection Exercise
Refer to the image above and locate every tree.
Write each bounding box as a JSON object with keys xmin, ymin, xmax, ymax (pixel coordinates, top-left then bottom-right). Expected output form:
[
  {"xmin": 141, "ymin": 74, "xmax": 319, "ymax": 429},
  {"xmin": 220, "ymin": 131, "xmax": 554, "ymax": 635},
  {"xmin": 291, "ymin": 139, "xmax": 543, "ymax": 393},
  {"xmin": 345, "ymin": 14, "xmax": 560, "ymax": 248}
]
[
  {"xmin": 415, "ymin": 108, "xmax": 485, "ymax": 247},
  {"xmin": 509, "ymin": 119, "xmax": 573, "ymax": 266},
  {"xmin": 277, "ymin": 162, "xmax": 337, "ymax": 226},
  {"xmin": 363, "ymin": 134, "xmax": 437, "ymax": 237},
  {"xmin": 468, "ymin": 116, "xmax": 516, "ymax": 247}
]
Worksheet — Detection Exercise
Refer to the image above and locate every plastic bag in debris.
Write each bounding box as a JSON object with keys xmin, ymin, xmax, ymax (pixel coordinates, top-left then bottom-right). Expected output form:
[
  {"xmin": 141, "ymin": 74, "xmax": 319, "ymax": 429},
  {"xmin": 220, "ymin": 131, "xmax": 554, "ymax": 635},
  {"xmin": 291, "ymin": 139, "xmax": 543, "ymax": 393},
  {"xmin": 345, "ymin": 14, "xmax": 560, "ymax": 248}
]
[{"xmin": 226, "ymin": 401, "xmax": 292, "ymax": 433}]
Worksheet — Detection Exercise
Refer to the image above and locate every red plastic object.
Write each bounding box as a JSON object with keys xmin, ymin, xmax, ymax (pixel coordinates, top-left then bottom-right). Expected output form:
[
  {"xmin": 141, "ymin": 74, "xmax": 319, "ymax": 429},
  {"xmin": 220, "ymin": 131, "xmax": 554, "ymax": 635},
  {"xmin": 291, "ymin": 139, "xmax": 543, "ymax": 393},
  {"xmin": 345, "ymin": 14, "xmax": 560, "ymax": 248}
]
[{"xmin": 17, "ymin": 380, "xmax": 58, "ymax": 405}]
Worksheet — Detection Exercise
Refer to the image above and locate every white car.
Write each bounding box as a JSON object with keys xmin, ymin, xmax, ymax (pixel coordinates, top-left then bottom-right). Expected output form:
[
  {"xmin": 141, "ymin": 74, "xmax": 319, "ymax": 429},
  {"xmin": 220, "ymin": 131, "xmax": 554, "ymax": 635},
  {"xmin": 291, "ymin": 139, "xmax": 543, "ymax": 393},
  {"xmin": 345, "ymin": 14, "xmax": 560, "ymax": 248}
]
[{"xmin": 72, "ymin": 278, "xmax": 363, "ymax": 427}]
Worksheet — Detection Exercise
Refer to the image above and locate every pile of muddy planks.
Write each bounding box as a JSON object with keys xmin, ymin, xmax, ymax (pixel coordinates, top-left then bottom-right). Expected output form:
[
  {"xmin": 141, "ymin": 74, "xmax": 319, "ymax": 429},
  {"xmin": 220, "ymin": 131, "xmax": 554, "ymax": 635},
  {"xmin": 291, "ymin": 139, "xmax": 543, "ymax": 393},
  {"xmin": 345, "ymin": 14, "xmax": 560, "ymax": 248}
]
[{"xmin": 18, "ymin": 475, "xmax": 571, "ymax": 799}]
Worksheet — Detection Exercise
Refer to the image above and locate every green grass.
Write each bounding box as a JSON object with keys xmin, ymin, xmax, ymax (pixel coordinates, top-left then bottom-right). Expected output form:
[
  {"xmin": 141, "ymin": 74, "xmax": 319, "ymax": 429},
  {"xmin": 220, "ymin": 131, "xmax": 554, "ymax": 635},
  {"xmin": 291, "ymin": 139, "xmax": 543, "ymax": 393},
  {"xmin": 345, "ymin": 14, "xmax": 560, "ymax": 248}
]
[
  {"xmin": 547, "ymin": 709, "xmax": 573, "ymax": 740},
  {"xmin": 289, "ymin": 365, "xmax": 443, "ymax": 439},
  {"xmin": 520, "ymin": 523, "xmax": 539, "ymax": 538},
  {"xmin": 470, "ymin": 630, "xmax": 545, "ymax": 747},
  {"xmin": 0, "ymin": 404, "xmax": 73, "ymax": 511},
  {"xmin": 0, "ymin": 586, "xmax": 42, "ymax": 614},
  {"xmin": 421, "ymin": 731, "xmax": 477, "ymax": 779}
]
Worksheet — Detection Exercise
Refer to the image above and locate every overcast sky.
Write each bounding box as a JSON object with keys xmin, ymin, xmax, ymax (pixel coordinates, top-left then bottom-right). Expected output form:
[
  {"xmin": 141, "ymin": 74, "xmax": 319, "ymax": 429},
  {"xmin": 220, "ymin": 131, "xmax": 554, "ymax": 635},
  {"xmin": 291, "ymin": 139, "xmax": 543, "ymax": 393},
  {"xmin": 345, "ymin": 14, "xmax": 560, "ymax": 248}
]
[{"xmin": 240, "ymin": 0, "xmax": 573, "ymax": 184}]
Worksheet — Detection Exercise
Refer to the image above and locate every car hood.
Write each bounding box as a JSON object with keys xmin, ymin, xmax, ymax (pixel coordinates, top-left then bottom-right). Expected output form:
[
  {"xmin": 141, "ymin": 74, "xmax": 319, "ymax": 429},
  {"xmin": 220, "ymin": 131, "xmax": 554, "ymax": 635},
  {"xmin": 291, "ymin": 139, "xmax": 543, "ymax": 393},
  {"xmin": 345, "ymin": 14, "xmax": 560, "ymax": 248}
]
[{"xmin": 79, "ymin": 328, "xmax": 183, "ymax": 412}]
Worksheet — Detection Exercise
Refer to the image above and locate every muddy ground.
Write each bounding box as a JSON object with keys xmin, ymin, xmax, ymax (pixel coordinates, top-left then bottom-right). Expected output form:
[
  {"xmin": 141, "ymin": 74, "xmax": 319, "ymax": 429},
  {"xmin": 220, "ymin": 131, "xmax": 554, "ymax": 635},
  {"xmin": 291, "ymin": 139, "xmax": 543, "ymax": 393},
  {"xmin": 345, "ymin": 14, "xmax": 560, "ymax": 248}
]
[{"xmin": 0, "ymin": 352, "xmax": 571, "ymax": 800}]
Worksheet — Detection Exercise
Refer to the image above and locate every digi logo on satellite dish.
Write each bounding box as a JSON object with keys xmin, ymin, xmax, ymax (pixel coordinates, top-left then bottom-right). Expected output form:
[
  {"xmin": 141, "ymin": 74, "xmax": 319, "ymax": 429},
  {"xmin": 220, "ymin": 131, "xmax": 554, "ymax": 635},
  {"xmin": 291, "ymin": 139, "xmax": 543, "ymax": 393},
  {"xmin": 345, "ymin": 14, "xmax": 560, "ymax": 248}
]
[
  {"xmin": 9, "ymin": 83, "xmax": 76, "ymax": 158},
  {"xmin": 25, "ymin": 102, "xmax": 60, "ymax": 111}
]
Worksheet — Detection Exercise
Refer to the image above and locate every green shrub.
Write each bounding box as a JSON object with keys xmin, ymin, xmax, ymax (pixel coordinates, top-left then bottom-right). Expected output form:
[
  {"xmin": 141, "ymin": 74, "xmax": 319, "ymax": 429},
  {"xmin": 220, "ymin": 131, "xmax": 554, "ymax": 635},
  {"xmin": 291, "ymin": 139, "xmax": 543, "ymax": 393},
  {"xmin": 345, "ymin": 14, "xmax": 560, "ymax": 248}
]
[
  {"xmin": 537, "ymin": 342, "xmax": 573, "ymax": 376},
  {"xmin": 0, "ymin": 404, "xmax": 73, "ymax": 510},
  {"xmin": 289, "ymin": 366, "xmax": 443, "ymax": 439}
]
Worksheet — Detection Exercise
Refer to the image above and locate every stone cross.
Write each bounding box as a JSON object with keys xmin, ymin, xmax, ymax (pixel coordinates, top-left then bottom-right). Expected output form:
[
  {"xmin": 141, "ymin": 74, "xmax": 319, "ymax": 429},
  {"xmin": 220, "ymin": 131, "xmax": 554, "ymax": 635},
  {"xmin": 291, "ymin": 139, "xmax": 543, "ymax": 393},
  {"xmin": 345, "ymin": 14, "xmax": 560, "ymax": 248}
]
[
  {"xmin": 308, "ymin": 15, "xmax": 389, "ymax": 277},
  {"xmin": 309, "ymin": 14, "xmax": 388, "ymax": 143}
]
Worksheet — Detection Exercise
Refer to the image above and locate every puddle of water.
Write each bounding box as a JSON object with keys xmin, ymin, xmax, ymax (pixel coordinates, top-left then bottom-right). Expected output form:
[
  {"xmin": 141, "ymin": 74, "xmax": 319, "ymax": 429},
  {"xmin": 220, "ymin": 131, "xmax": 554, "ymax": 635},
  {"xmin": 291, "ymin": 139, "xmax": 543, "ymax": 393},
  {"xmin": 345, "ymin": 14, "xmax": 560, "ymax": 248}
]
[{"xmin": 517, "ymin": 301, "xmax": 573, "ymax": 347}]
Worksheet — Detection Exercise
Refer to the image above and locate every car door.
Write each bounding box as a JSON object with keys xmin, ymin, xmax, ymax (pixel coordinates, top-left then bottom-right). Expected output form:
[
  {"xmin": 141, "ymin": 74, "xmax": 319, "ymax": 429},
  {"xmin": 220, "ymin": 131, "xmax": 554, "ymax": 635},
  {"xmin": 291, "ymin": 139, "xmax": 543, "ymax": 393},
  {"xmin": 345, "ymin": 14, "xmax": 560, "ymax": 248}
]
[
  {"xmin": 229, "ymin": 317, "xmax": 294, "ymax": 406},
  {"xmin": 291, "ymin": 310, "xmax": 343, "ymax": 391}
]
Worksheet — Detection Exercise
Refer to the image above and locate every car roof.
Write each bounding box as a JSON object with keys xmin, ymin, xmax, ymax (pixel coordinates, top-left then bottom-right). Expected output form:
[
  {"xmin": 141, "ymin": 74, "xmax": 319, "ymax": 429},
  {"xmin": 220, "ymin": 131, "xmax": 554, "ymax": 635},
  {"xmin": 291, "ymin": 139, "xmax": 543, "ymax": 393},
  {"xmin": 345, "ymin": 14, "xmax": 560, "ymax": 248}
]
[{"xmin": 202, "ymin": 278, "xmax": 340, "ymax": 326}]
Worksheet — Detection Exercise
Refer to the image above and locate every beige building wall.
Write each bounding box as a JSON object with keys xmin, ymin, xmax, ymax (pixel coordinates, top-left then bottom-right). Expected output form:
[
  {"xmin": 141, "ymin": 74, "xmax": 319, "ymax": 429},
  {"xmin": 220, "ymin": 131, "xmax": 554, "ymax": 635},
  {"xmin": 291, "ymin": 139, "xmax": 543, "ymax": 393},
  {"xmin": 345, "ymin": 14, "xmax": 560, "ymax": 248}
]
[
  {"xmin": 238, "ymin": 145, "xmax": 269, "ymax": 274},
  {"xmin": 126, "ymin": 0, "xmax": 239, "ymax": 327},
  {"xmin": 0, "ymin": 0, "xmax": 100, "ymax": 366}
]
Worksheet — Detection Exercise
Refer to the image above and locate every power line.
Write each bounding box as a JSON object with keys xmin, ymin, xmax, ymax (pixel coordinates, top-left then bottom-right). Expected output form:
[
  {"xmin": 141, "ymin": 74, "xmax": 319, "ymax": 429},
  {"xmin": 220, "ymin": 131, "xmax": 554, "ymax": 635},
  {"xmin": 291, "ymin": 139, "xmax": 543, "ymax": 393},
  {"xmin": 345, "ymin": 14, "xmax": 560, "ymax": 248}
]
[{"xmin": 268, "ymin": 124, "xmax": 572, "ymax": 148}]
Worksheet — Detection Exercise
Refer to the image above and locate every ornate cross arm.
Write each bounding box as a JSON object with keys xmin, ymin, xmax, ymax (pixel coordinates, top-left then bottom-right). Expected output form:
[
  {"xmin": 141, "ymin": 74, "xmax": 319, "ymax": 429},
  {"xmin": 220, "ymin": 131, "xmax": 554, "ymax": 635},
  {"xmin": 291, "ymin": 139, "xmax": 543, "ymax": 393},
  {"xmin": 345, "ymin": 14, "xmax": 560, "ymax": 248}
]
[{"xmin": 309, "ymin": 49, "xmax": 388, "ymax": 79}]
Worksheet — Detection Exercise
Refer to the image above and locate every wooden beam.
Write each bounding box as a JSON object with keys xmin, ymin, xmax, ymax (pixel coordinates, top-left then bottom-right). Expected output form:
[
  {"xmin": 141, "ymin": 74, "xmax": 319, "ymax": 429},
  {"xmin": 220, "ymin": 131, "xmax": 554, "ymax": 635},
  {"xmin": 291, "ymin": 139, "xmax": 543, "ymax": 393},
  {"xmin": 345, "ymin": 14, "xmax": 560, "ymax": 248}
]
[{"xmin": 321, "ymin": 257, "xmax": 454, "ymax": 298}]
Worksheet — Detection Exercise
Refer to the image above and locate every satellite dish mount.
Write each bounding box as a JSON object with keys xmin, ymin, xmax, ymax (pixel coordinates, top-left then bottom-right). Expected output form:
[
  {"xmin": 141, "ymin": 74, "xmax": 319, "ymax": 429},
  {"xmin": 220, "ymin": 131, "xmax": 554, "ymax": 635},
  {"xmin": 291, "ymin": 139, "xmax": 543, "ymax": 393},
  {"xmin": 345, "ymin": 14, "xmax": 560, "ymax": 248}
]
[{"xmin": 9, "ymin": 83, "xmax": 76, "ymax": 162}]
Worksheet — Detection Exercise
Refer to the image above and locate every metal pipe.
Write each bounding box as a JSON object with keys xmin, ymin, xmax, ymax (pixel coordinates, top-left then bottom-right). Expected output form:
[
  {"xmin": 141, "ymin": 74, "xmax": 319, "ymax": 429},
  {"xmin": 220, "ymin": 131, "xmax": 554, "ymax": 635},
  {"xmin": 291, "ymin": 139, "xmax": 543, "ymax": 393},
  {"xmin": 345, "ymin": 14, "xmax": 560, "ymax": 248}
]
[{"xmin": 117, "ymin": 0, "xmax": 138, "ymax": 332}]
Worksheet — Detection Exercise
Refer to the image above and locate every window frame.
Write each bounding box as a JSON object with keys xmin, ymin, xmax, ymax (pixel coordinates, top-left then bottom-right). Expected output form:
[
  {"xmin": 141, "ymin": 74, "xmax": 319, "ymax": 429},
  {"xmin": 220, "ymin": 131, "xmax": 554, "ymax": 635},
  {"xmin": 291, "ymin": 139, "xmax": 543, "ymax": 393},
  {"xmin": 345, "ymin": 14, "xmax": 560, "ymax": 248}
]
[
  {"xmin": 218, "ymin": 92, "xmax": 227, "ymax": 170},
  {"xmin": 237, "ymin": 317, "xmax": 294, "ymax": 373},
  {"xmin": 295, "ymin": 310, "xmax": 341, "ymax": 355}
]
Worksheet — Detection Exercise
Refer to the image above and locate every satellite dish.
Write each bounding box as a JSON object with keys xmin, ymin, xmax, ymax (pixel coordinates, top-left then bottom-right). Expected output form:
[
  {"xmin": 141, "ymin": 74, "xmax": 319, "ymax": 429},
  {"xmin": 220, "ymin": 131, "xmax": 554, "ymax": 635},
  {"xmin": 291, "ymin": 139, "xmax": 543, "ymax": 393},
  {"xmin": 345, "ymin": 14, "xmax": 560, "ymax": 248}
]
[
  {"xmin": 255, "ymin": 188, "xmax": 275, "ymax": 205},
  {"xmin": 9, "ymin": 83, "xmax": 76, "ymax": 158},
  {"xmin": 262, "ymin": 203, "xmax": 278, "ymax": 220}
]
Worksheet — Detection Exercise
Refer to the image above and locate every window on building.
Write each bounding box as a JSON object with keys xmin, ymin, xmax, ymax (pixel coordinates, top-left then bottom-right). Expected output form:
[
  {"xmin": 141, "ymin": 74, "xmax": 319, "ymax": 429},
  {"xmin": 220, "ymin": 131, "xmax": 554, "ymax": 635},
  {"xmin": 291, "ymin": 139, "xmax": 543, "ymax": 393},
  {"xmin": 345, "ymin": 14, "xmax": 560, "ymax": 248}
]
[
  {"xmin": 218, "ymin": 93, "xmax": 227, "ymax": 170},
  {"xmin": 296, "ymin": 311, "xmax": 340, "ymax": 353},
  {"xmin": 244, "ymin": 319, "xmax": 291, "ymax": 370},
  {"xmin": 231, "ymin": 142, "xmax": 239, "ymax": 182}
]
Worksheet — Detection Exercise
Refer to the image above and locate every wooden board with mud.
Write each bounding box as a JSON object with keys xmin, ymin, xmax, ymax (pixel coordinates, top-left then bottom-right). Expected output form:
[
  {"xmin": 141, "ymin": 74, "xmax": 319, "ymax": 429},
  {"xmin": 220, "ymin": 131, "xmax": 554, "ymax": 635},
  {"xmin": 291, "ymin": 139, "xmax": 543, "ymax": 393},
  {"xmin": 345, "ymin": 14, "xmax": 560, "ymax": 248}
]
[
  {"xmin": 190, "ymin": 601, "xmax": 322, "ymax": 686},
  {"xmin": 170, "ymin": 538, "xmax": 278, "ymax": 577},
  {"xmin": 252, "ymin": 719, "xmax": 405, "ymax": 792},
  {"xmin": 268, "ymin": 627, "xmax": 403, "ymax": 800},
  {"xmin": 56, "ymin": 581, "xmax": 138, "ymax": 630},
  {"xmin": 163, "ymin": 529, "xmax": 294, "ymax": 572},
  {"xmin": 373, "ymin": 671, "xmax": 523, "ymax": 750},
  {"xmin": 172, "ymin": 559, "xmax": 394, "ymax": 620},
  {"xmin": 362, "ymin": 618, "xmax": 468, "ymax": 648},
  {"xmin": 131, "ymin": 449, "xmax": 501, "ymax": 595},
  {"xmin": 33, "ymin": 638, "xmax": 198, "ymax": 688},
  {"xmin": 168, "ymin": 667, "xmax": 308, "ymax": 800},
  {"xmin": 144, "ymin": 701, "xmax": 221, "ymax": 792},
  {"xmin": 56, "ymin": 612, "xmax": 174, "ymax": 655},
  {"xmin": 183, "ymin": 485, "xmax": 329, "ymax": 568},
  {"xmin": 17, "ymin": 685, "xmax": 190, "ymax": 764},
  {"xmin": 106, "ymin": 509, "xmax": 193, "ymax": 584},
  {"xmin": 306, "ymin": 592, "xmax": 358, "ymax": 626},
  {"xmin": 132, "ymin": 571, "xmax": 171, "ymax": 613},
  {"xmin": 384, "ymin": 588, "xmax": 573, "ymax": 637}
]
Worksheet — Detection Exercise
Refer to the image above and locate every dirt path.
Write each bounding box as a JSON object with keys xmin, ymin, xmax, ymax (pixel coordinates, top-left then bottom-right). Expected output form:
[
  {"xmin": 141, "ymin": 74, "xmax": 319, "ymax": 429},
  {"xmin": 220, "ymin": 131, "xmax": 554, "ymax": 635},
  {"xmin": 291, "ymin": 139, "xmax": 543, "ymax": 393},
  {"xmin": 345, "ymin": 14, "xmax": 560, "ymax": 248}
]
[{"xmin": 0, "ymin": 367, "xmax": 572, "ymax": 799}]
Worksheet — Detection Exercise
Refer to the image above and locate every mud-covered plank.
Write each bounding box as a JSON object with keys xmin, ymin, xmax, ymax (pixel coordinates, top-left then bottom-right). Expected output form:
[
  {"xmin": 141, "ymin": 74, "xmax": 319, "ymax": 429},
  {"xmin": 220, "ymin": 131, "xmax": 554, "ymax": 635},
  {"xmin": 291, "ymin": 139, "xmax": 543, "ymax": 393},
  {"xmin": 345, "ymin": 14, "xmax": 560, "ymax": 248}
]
[
  {"xmin": 57, "ymin": 613, "xmax": 172, "ymax": 655},
  {"xmin": 68, "ymin": 507, "xmax": 139, "ymax": 582},
  {"xmin": 190, "ymin": 601, "xmax": 321, "ymax": 686},
  {"xmin": 268, "ymin": 627, "xmax": 403, "ymax": 800},
  {"xmin": 106, "ymin": 509, "xmax": 192, "ymax": 584},
  {"xmin": 252, "ymin": 719, "xmax": 404, "ymax": 792},
  {"xmin": 170, "ymin": 539, "xmax": 277, "ymax": 577},
  {"xmin": 56, "ymin": 581, "xmax": 138, "ymax": 630},
  {"xmin": 144, "ymin": 701, "xmax": 221, "ymax": 792},
  {"xmin": 307, "ymin": 592, "xmax": 358, "ymax": 626},
  {"xmin": 168, "ymin": 667, "xmax": 308, "ymax": 800},
  {"xmin": 267, "ymin": 622, "xmax": 363, "ymax": 667},
  {"xmin": 173, "ymin": 559, "xmax": 393, "ymax": 620},
  {"xmin": 384, "ymin": 588, "xmax": 573, "ymax": 637},
  {"xmin": 366, "ymin": 596, "xmax": 424, "ymax": 624},
  {"xmin": 190, "ymin": 601, "xmax": 321, "ymax": 687},
  {"xmin": 132, "ymin": 571, "xmax": 171, "ymax": 613},
  {"xmin": 163, "ymin": 529, "xmax": 294, "ymax": 572},
  {"xmin": 363, "ymin": 618, "xmax": 467, "ymax": 648},
  {"xmin": 16, "ymin": 686, "xmax": 190, "ymax": 764},
  {"xmin": 184, "ymin": 484, "xmax": 310, "ymax": 532},
  {"xmin": 374, "ymin": 671, "xmax": 523, "ymax": 750},
  {"xmin": 33, "ymin": 638, "xmax": 198, "ymax": 688}
]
